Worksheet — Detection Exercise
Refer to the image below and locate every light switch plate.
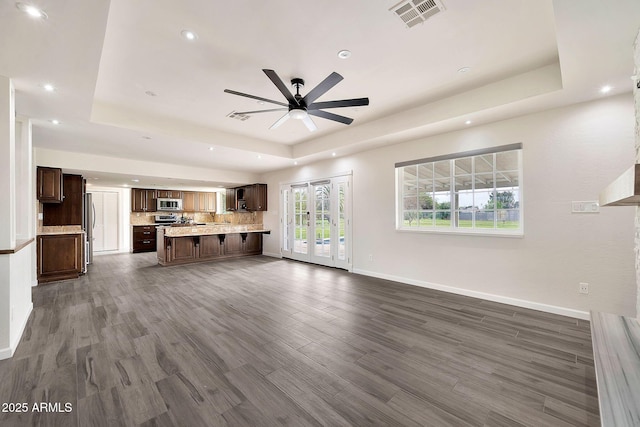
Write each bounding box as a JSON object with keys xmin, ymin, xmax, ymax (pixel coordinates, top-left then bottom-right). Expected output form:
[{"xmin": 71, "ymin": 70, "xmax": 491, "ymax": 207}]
[{"xmin": 571, "ymin": 201, "xmax": 600, "ymax": 213}]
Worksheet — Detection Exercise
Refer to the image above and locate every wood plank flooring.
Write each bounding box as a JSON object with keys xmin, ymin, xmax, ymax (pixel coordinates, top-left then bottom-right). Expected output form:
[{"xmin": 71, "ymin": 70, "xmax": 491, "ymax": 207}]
[{"xmin": 0, "ymin": 253, "xmax": 599, "ymax": 426}]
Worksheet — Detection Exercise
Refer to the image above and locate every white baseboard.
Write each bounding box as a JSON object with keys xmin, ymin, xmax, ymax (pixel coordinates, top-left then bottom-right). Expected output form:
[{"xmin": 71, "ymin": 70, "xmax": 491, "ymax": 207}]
[
  {"xmin": 0, "ymin": 302, "xmax": 33, "ymax": 361},
  {"xmin": 262, "ymin": 252, "xmax": 282, "ymax": 258},
  {"xmin": 352, "ymin": 268, "xmax": 590, "ymax": 320}
]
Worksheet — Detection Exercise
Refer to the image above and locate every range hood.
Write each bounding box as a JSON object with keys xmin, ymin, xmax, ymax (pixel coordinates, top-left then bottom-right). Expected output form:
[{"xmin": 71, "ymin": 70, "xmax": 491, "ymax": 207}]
[{"xmin": 599, "ymin": 164, "xmax": 640, "ymax": 206}]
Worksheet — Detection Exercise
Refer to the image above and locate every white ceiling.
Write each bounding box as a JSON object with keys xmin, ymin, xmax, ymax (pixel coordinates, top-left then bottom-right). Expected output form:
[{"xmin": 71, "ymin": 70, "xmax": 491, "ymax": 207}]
[{"xmin": 1, "ymin": 0, "xmax": 639, "ymax": 187}]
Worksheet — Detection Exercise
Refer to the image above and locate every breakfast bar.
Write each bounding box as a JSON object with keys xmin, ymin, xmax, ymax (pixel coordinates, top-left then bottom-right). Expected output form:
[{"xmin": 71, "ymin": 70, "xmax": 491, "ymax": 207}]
[{"xmin": 156, "ymin": 224, "xmax": 270, "ymax": 266}]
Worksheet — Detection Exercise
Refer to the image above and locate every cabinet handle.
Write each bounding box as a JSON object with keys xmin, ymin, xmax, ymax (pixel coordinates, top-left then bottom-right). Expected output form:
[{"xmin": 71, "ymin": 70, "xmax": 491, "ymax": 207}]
[
  {"xmin": 144, "ymin": 232, "xmax": 151, "ymax": 235},
  {"xmin": 143, "ymin": 240, "xmax": 151, "ymax": 244}
]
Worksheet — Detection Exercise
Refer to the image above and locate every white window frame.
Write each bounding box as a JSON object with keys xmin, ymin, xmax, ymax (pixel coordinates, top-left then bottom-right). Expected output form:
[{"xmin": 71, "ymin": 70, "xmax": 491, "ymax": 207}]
[{"xmin": 395, "ymin": 144, "xmax": 523, "ymax": 237}]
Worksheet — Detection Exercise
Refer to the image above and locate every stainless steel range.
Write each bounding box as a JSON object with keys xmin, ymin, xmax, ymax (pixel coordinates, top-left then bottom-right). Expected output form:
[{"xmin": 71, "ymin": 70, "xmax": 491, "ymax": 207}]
[{"xmin": 154, "ymin": 214, "xmax": 178, "ymax": 226}]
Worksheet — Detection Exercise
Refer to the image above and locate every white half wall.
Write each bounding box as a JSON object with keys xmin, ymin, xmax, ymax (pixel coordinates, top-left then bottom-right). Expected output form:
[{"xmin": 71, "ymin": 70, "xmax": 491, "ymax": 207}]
[{"xmin": 261, "ymin": 94, "xmax": 637, "ymax": 318}]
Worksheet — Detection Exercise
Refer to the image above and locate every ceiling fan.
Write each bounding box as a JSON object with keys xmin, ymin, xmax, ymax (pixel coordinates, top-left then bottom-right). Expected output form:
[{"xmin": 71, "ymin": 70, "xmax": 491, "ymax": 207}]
[{"xmin": 224, "ymin": 69, "xmax": 369, "ymax": 132}]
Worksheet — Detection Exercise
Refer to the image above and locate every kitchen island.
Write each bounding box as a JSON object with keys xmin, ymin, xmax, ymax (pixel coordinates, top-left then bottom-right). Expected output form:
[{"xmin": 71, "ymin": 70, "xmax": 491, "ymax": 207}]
[{"xmin": 156, "ymin": 224, "xmax": 270, "ymax": 266}]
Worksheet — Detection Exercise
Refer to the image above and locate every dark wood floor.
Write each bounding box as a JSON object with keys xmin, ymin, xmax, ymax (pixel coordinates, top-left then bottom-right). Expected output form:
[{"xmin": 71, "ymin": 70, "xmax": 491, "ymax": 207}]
[{"xmin": 0, "ymin": 253, "xmax": 599, "ymax": 426}]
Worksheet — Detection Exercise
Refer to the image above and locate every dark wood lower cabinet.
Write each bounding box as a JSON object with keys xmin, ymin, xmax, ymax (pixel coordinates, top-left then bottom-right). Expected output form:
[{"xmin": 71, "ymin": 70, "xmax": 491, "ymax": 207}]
[
  {"xmin": 132, "ymin": 225, "xmax": 157, "ymax": 253},
  {"xmin": 157, "ymin": 229, "xmax": 264, "ymax": 266},
  {"xmin": 199, "ymin": 235, "xmax": 223, "ymax": 259},
  {"xmin": 37, "ymin": 233, "xmax": 83, "ymax": 284}
]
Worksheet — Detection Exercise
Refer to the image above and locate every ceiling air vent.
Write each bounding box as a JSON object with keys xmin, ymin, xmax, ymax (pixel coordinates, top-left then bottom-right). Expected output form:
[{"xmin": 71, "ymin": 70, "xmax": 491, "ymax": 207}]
[
  {"xmin": 227, "ymin": 111, "xmax": 250, "ymax": 121},
  {"xmin": 389, "ymin": 0, "xmax": 445, "ymax": 28}
]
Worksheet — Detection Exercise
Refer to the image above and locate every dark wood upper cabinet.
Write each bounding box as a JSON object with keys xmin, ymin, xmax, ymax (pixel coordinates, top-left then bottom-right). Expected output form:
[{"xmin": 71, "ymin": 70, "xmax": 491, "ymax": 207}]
[
  {"xmin": 157, "ymin": 190, "xmax": 183, "ymax": 198},
  {"xmin": 225, "ymin": 188, "xmax": 237, "ymax": 211},
  {"xmin": 37, "ymin": 167, "xmax": 63, "ymax": 203},
  {"xmin": 246, "ymin": 184, "xmax": 267, "ymax": 211},
  {"xmin": 131, "ymin": 188, "xmax": 157, "ymax": 212},
  {"xmin": 43, "ymin": 174, "xmax": 83, "ymax": 226}
]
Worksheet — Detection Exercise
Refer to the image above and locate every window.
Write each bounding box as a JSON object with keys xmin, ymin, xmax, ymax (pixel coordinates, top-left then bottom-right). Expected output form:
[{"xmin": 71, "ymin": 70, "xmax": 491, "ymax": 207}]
[{"xmin": 396, "ymin": 144, "xmax": 522, "ymax": 235}]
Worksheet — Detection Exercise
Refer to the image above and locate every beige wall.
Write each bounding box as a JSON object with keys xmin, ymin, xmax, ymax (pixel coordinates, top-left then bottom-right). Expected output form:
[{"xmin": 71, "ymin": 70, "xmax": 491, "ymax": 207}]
[{"xmin": 262, "ymin": 94, "xmax": 637, "ymax": 318}]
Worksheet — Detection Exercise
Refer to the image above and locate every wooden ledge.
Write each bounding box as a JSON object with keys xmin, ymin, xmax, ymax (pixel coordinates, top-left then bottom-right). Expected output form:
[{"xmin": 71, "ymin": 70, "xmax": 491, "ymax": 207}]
[
  {"xmin": 0, "ymin": 238, "xmax": 35, "ymax": 255},
  {"xmin": 590, "ymin": 310, "xmax": 640, "ymax": 426}
]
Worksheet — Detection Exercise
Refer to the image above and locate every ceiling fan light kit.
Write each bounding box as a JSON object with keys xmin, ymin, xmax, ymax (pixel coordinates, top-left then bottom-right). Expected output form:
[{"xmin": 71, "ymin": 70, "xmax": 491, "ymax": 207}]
[{"xmin": 224, "ymin": 69, "xmax": 369, "ymax": 131}]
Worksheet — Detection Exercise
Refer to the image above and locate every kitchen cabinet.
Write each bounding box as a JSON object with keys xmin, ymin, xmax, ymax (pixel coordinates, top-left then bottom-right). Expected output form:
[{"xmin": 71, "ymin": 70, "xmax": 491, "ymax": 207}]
[
  {"xmin": 183, "ymin": 191, "xmax": 216, "ymax": 212},
  {"xmin": 223, "ymin": 233, "xmax": 243, "ymax": 256},
  {"xmin": 43, "ymin": 174, "xmax": 83, "ymax": 226},
  {"xmin": 157, "ymin": 190, "xmax": 183, "ymax": 198},
  {"xmin": 198, "ymin": 235, "xmax": 223, "ymax": 258},
  {"xmin": 182, "ymin": 191, "xmax": 197, "ymax": 211},
  {"xmin": 198, "ymin": 192, "xmax": 216, "ymax": 212},
  {"xmin": 157, "ymin": 228, "xmax": 266, "ymax": 266},
  {"xmin": 170, "ymin": 236, "xmax": 197, "ymax": 262},
  {"xmin": 225, "ymin": 184, "xmax": 267, "ymax": 211},
  {"xmin": 243, "ymin": 233, "xmax": 262, "ymax": 254},
  {"xmin": 225, "ymin": 188, "xmax": 237, "ymax": 211},
  {"xmin": 131, "ymin": 188, "xmax": 157, "ymax": 212},
  {"xmin": 37, "ymin": 166, "xmax": 63, "ymax": 203},
  {"xmin": 132, "ymin": 225, "xmax": 156, "ymax": 253},
  {"xmin": 37, "ymin": 233, "xmax": 83, "ymax": 284},
  {"xmin": 245, "ymin": 184, "xmax": 267, "ymax": 211}
]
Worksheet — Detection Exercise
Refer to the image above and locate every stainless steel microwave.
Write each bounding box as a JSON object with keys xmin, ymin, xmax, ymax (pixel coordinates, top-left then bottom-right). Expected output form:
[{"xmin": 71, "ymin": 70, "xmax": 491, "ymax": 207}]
[{"xmin": 157, "ymin": 198, "xmax": 182, "ymax": 211}]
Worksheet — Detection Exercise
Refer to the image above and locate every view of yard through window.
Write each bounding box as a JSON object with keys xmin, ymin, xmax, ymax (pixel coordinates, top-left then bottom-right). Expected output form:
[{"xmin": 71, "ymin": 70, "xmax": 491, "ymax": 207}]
[{"xmin": 396, "ymin": 145, "xmax": 522, "ymax": 234}]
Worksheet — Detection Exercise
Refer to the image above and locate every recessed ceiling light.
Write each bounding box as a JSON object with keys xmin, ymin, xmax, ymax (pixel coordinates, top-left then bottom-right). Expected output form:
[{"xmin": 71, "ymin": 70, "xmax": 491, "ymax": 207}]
[
  {"xmin": 257, "ymin": 155, "xmax": 262, "ymax": 159},
  {"xmin": 332, "ymin": 152, "xmax": 336, "ymax": 157},
  {"xmin": 123, "ymin": 183, "xmax": 129, "ymax": 187},
  {"xmin": 600, "ymin": 85, "xmax": 612, "ymax": 94},
  {"xmin": 458, "ymin": 67, "xmax": 471, "ymax": 73},
  {"xmin": 141, "ymin": 136, "xmax": 152, "ymax": 140},
  {"xmin": 257, "ymin": 101, "xmax": 265, "ymax": 105},
  {"xmin": 50, "ymin": 119, "xmax": 60, "ymax": 125},
  {"xmin": 42, "ymin": 83, "xmax": 55, "ymax": 92},
  {"xmin": 465, "ymin": 120, "xmax": 472, "ymax": 125},
  {"xmin": 208, "ymin": 147, "xmax": 214, "ymax": 151},
  {"xmin": 293, "ymin": 161, "xmax": 298, "ymax": 165},
  {"xmin": 337, "ymin": 50, "xmax": 352, "ymax": 59},
  {"xmin": 180, "ymin": 30, "xmax": 198, "ymax": 41},
  {"xmin": 131, "ymin": 179, "xmax": 139, "ymax": 182},
  {"xmin": 16, "ymin": 2, "xmax": 47, "ymax": 19}
]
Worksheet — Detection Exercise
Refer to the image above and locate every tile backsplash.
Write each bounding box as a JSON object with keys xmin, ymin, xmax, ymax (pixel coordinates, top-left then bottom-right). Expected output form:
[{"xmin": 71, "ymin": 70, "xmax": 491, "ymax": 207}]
[{"xmin": 129, "ymin": 211, "xmax": 263, "ymax": 225}]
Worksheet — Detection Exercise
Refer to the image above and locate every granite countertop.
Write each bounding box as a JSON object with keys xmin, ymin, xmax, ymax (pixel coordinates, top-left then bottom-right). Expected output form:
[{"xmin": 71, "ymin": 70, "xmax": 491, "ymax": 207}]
[
  {"xmin": 590, "ymin": 311, "xmax": 640, "ymax": 427},
  {"xmin": 160, "ymin": 224, "xmax": 269, "ymax": 237},
  {"xmin": 38, "ymin": 226, "xmax": 85, "ymax": 236}
]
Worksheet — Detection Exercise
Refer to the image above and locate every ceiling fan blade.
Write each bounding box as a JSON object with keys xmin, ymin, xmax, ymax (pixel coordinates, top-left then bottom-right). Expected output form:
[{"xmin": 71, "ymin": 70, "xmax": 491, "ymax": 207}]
[
  {"xmin": 308, "ymin": 97, "xmax": 369, "ymax": 110},
  {"xmin": 270, "ymin": 112, "xmax": 291, "ymax": 130},
  {"xmin": 224, "ymin": 89, "xmax": 288, "ymax": 107},
  {"xmin": 263, "ymin": 69, "xmax": 299, "ymax": 106},
  {"xmin": 308, "ymin": 109, "xmax": 353, "ymax": 125},
  {"xmin": 302, "ymin": 115, "xmax": 317, "ymax": 132},
  {"xmin": 302, "ymin": 72, "xmax": 343, "ymax": 105},
  {"xmin": 235, "ymin": 108, "xmax": 288, "ymax": 115}
]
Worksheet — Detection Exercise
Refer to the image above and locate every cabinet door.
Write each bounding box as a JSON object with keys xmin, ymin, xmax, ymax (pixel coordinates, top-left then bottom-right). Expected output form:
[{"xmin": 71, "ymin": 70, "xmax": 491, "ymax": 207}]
[
  {"xmin": 225, "ymin": 188, "xmax": 237, "ymax": 211},
  {"xmin": 37, "ymin": 167, "xmax": 63, "ymax": 203},
  {"xmin": 157, "ymin": 190, "xmax": 183, "ymax": 199},
  {"xmin": 131, "ymin": 189, "xmax": 146, "ymax": 212},
  {"xmin": 199, "ymin": 235, "xmax": 222, "ymax": 258},
  {"xmin": 37, "ymin": 234, "xmax": 83, "ymax": 283},
  {"xmin": 183, "ymin": 192, "xmax": 197, "ymax": 212},
  {"xmin": 223, "ymin": 233, "xmax": 243, "ymax": 255},
  {"xmin": 246, "ymin": 184, "xmax": 267, "ymax": 211},
  {"xmin": 198, "ymin": 192, "xmax": 216, "ymax": 212},
  {"xmin": 144, "ymin": 190, "xmax": 157, "ymax": 212},
  {"xmin": 171, "ymin": 237, "xmax": 196, "ymax": 261},
  {"xmin": 243, "ymin": 233, "xmax": 262, "ymax": 254},
  {"xmin": 43, "ymin": 174, "xmax": 83, "ymax": 225}
]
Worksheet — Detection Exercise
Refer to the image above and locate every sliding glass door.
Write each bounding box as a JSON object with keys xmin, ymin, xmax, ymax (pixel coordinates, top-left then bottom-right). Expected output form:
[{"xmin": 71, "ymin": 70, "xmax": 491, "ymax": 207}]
[{"xmin": 281, "ymin": 175, "xmax": 351, "ymax": 270}]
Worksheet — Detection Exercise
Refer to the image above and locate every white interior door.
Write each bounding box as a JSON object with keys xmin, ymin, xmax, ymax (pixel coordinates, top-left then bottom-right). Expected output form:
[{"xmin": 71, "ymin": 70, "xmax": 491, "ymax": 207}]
[
  {"xmin": 92, "ymin": 191, "xmax": 119, "ymax": 252},
  {"xmin": 281, "ymin": 175, "xmax": 351, "ymax": 270}
]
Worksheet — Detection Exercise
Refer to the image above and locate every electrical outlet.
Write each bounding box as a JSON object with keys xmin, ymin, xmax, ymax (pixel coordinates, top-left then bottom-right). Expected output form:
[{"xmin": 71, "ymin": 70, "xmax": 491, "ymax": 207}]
[
  {"xmin": 368, "ymin": 254, "xmax": 373, "ymax": 261},
  {"xmin": 579, "ymin": 282, "xmax": 589, "ymax": 294}
]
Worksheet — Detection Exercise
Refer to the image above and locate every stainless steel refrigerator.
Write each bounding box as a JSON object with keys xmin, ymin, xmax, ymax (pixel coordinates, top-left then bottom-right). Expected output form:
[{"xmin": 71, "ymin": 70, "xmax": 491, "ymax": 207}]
[{"xmin": 83, "ymin": 193, "xmax": 94, "ymax": 272}]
